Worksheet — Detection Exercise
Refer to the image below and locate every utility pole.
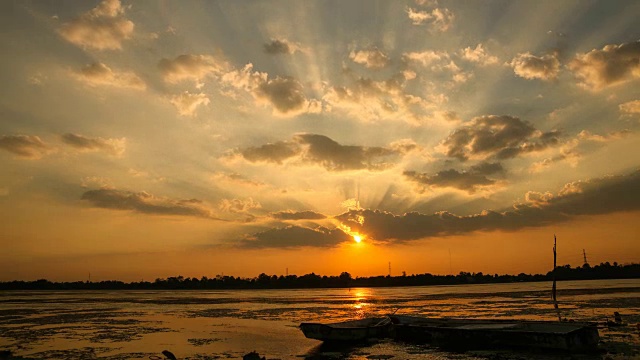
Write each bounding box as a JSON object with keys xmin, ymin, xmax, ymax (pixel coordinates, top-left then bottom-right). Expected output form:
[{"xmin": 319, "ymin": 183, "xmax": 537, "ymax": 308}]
[{"xmin": 388, "ymin": 261, "xmax": 391, "ymax": 277}]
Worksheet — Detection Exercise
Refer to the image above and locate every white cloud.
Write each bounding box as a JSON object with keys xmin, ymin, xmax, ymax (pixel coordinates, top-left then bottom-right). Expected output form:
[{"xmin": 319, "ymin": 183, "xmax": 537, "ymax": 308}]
[
  {"xmin": 619, "ymin": 100, "xmax": 640, "ymax": 114},
  {"xmin": 219, "ymin": 198, "xmax": 261, "ymax": 214},
  {"xmin": 403, "ymin": 50, "xmax": 447, "ymax": 67},
  {"xmin": 402, "ymin": 50, "xmax": 471, "ymax": 84},
  {"xmin": 460, "ymin": 44, "xmax": 498, "ymax": 65},
  {"xmin": 58, "ymin": 0, "xmax": 134, "ymax": 51},
  {"xmin": 158, "ymin": 54, "xmax": 228, "ymax": 84},
  {"xmin": 170, "ymin": 92, "xmax": 210, "ymax": 116},
  {"xmin": 323, "ymin": 76, "xmax": 434, "ymax": 124},
  {"xmin": 406, "ymin": 6, "xmax": 454, "ymax": 32},
  {"xmin": 509, "ymin": 52, "xmax": 560, "ymax": 81},
  {"xmin": 349, "ymin": 48, "xmax": 390, "ymax": 69}
]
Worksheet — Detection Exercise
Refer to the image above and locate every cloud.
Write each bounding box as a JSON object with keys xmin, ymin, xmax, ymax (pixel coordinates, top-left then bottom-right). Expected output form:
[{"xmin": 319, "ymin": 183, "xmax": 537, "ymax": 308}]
[
  {"xmin": 61, "ymin": 133, "xmax": 126, "ymax": 156},
  {"xmin": 349, "ymin": 48, "xmax": 391, "ymax": 69},
  {"xmin": 402, "ymin": 50, "xmax": 471, "ymax": 84},
  {"xmin": 239, "ymin": 140, "xmax": 300, "ymax": 164},
  {"xmin": 81, "ymin": 176, "xmax": 114, "ymax": 189},
  {"xmin": 221, "ymin": 64, "xmax": 320, "ymax": 116},
  {"xmin": 509, "ymin": 52, "xmax": 560, "ymax": 81},
  {"xmin": 460, "ymin": 44, "xmax": 498, "ymax": 65},
  {"xmin": 170, "ymin": 91, "xmax": 210, "ymax": 116},
  {"xmin": 336, "ymin": 170, "xmax": 640, "ymax": 242},
  {"xmin": 237, "ymin": 134, "xmax": 405, "ymax": 171},
  {"xmin": 440, "ymin": 115, "xmax": 561, "ymax": 161},
  {"xmin": 0, "ymin": 135, "xmax": 52, "ymax": 159},
  {"xmin": 529, "ymin": 152, "xmax": 578, "ymax": 173},
  {"xmin": 529, "ymin": 129, "xmax": 631, "ymax": 173},
  {"xmin": 73, "ymin": 62, "xmax": 146, "ymax": 90},
  {"xmin": 577, "ymin": 129, "xmax": 631, "ymax": 142},
  {"xmin": 237, "ymin": 225, "xmax": 350, "ymax": 248},
  {"xmin": 404, "ymin": 162, "xmax": 504, "ymax": 193},
  {"xmin": 81, "ymin": 188, "xmax": 218, "ymax": 219},
  {"xmin": 219, "ymin": 198, "xmax": 261, "ymax": 214},
  {"xmin": 323, "ymin": 75, "xmax": 435, "ymax": 124},
  {"xmin": 158, "ymin": 54, "xmax": 227, "ymax": 84},
  {"xmin": 270, "ymin": 210, "xmax": 327, "ymax": 220},
  {"xmin": 388, "ymin": 139, "xmax": 421, "ymax": 154},
  {"xmin": 619, "ymin": 99, "xmax": 640, "ymax": 114},
  {"xmin": 256, "ymin": 77, "xmax": 311, "ymax": 114},
  {"xmin": 212, "ymin": 172, "xmax": 264, "ymax": 187},
  {"xmin": 58, "ymin": 0, "xmax": 134, "ymax": 51},
  {"xmin": 263, "ymin": 39, "xmax": 302, "ymax": 55},
  {"xmin": 402, "ymin": 50, "xmax": 447, "ymax": 66},
  {"xmin": 406, "ymin": 6, "xmax": 454, "ymax": 32},
  {"xmin": 569, "ymin": 41, "xmax": 640, "ymax": 90}
]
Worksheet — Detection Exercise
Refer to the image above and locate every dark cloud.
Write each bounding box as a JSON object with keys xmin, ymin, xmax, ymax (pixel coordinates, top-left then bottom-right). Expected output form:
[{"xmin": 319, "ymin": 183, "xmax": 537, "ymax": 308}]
[
  {"xmin": 404, "ymin": 162, "xmax": 504, "ymax": 193},
  {"xmin": 336, "ymin": 170, "xmax": 640, "ymax": 242},
  {"xmin": 240, "ymin": 141, "xmax": 300, "ymax": 164},
  {"xmin": 442, "ymin": 115, "xmax": 560, "ymax": 161},
  {"xmin": 569, "ymin": 40, "xmax": 640, "ymax": 90},
  {"xmin": 81, "ymin": 189, "xmax": 218, "ymax": 219},
  {"xmin": 271, "ymin": 210, "xmax": 327, "ymax": 220},
  {"xmin": 256, "ymin": 77, "xmax": 308, "ymax": 114},
  {"xmin": 221, "ymin": 64, "xmax": 319, "ymax": 116},
  {"xmin": 0, "ymin": 135, "xmax": 51, "ymax": 159},
  {"xmin": 61, "ymin": 133, "xmax": 125, "ymax": 156},
  {"xmin": 74, "ymin": 62, "xmax": 145, "ymax": 90},
  {"xmin": 264, "ymin": 39, "xmax": 292, "ymax": 55},
  {"xmin": 296, "ymin": 134, "xmax": 400, "ymax": 171},
  {"xmin": 237, "ymin": 225, "xmax": 350, "ymax": 248},
  {"xmin": 238, "ymin": 134, "xmax": 403, "ymax": 171}
]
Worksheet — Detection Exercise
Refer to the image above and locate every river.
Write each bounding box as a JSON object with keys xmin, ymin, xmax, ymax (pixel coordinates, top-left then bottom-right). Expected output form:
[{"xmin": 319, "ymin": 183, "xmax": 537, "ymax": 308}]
[{"xmin": 1, "ymin": 279, "xmax": 639, "ymax": 359}]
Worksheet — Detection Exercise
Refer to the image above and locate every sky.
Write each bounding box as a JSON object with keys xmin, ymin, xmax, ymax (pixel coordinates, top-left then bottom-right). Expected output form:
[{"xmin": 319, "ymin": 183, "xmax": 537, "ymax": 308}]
[{"xmin": 1, "ymin": 0, "xmax": 639, "ymax": 282}]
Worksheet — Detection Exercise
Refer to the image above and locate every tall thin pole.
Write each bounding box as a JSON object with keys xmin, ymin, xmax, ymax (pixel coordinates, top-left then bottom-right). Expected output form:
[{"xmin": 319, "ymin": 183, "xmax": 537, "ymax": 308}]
[
  {"xmin": 583, "ymin": 249, "xmax": 588, "ymax": 266},
  {"xmin": 552, "ymin": 234, "xmax": 560, "ymax": 321},
  {"xmin": 388, "ymin": 262, "xmax": 391, "ymax": 277}
]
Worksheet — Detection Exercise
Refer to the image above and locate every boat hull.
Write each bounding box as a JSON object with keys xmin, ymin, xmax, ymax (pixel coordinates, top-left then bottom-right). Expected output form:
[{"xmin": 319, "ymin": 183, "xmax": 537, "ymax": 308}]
[
  {"xmin": 390, "ymin": 315, "xmax": 600, "ymax": 353},
  {"xmin": 300, "ymin": 317, "xmax": 390, "ymax": 342}
]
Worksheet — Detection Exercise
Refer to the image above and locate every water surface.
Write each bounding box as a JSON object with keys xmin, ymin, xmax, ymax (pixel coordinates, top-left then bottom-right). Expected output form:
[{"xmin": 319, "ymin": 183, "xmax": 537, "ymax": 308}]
[{"xmin": 1, "ymin": 279, "xmax": 638, "ymax": 359}]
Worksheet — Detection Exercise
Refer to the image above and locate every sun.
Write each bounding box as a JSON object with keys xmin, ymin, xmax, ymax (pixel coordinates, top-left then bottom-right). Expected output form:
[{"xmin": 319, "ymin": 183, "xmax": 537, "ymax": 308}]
[{"xmin": 353, "ymin": 235, "xmax": 362, "ymax": 243}]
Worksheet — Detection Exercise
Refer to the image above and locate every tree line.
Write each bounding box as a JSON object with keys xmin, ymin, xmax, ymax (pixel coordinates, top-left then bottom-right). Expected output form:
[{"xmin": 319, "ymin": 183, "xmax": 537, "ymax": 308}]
[{"xmin": 1, "ymin": 261, "xmax": 638, "ymax": 290}]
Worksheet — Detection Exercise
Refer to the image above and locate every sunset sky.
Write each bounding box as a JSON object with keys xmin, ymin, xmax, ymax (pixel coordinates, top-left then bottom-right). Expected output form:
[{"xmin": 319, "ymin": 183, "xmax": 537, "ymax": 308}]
[{"xmin": 1, "ymin": 0, "xmax": 639, "ymax": 282}]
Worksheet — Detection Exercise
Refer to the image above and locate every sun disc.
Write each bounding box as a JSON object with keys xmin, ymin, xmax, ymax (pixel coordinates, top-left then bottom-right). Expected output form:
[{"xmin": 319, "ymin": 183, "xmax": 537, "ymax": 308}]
[{"xmin": 353, "ymin": 235, "xmax": 362, "ymax": 243}]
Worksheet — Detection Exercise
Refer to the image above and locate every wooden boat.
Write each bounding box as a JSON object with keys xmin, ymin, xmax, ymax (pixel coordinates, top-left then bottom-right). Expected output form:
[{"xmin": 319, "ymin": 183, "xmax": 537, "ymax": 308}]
[
  {"xmin": 299, "ymin": 317, "xmax": 391, "ymax": 342},
  {"xmin": 389, "ymin": 315, "xmax": 600, "ymax": 353}
]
